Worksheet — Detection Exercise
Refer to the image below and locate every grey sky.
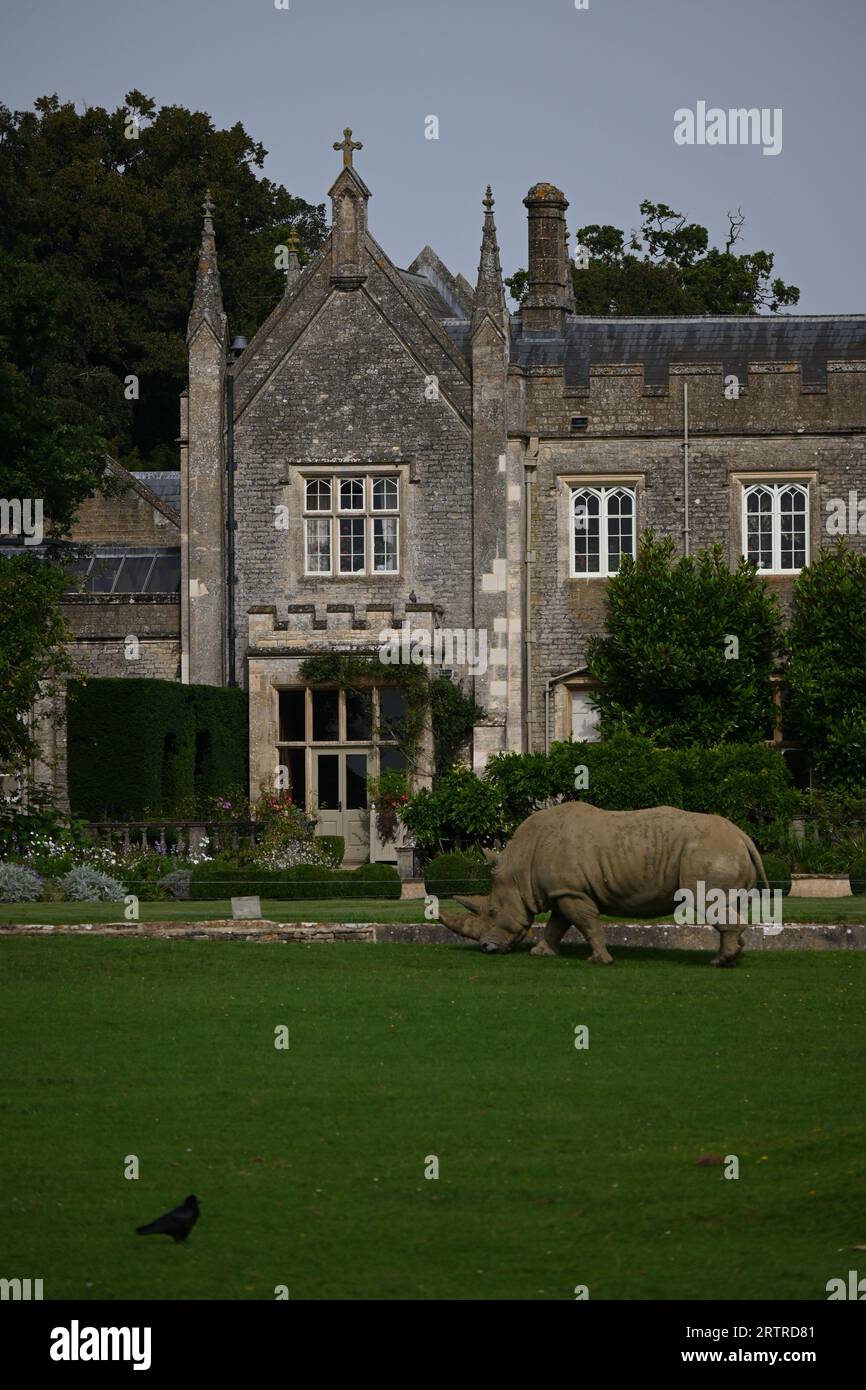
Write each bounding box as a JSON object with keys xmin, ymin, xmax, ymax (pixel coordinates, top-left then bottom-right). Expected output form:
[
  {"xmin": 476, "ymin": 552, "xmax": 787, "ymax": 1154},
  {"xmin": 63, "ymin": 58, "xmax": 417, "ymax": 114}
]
[{"xmin": 2, "ymin": 0, "xmax": 864, "ymax": 313}]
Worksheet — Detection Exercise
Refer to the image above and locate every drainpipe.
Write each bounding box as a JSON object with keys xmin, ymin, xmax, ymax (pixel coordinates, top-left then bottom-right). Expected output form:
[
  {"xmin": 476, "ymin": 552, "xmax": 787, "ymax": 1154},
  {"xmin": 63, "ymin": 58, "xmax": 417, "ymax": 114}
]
[
  {"xmin": 226, "ymin": 369, "xmax": 237, "ymax": 686},
  {"xmin": 523, "ymin": 440, "xmax": 538, "ymax": 752},
  {"xmin": 683, "ymin": 381, "xmax": 690, "ymax": 557}
]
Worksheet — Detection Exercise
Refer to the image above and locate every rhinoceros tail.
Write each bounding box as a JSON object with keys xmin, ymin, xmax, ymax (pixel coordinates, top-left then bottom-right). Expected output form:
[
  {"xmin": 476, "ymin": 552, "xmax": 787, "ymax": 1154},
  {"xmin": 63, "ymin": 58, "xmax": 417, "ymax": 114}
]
[{"xmin": 744, "ymin": 834, "xmax": 769, "ymax": 891}]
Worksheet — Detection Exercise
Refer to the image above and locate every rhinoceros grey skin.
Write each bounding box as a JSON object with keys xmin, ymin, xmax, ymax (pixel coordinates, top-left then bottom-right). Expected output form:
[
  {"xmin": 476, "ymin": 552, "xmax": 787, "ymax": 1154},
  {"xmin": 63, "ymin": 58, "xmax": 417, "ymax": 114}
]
[{"xmin": 437, "ymin": 801, "xmax": 769, "ymax": 966}]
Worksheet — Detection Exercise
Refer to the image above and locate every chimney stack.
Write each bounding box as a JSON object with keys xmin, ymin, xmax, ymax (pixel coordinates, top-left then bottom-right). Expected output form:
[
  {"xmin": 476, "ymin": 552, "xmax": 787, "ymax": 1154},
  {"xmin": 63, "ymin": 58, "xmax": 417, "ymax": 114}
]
[{"xmin": 522, "ymin": 183, "xmax": 574, "ymax": 332}]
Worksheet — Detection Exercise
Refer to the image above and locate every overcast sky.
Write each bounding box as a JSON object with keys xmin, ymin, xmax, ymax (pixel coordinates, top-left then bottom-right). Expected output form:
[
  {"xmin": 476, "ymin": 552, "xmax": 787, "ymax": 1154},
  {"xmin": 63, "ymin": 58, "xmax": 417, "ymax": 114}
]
[{"xmin": 2, "ymin": 0, "xmax": 864, "ymax": 313}]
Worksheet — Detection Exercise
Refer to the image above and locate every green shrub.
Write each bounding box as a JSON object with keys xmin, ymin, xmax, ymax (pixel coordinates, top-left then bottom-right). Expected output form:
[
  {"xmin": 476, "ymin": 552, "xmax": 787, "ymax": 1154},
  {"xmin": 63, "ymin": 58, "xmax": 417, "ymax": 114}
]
[
  {"xmin": 162, "ymin": 869, "xmax": 192, "ymax": 901},
  {"xmin": 400, "ymin": 768, "xmax": 507, "ymax": 851},
  {"xmin": 849, "ymin": 856, "xmax": 866, "ymax": 895},
  {"xmin": 0, "ymin": 863, "xmax": 44, "ymax": 902},
  {"xmin": 585, "ymin": 535, "xmax": 782, "ymax": 747},
  {"xmin": 60, "ymin": 866, "xmax": 127, "ymax": 901},
  {"xmin": 674, "ymin": 743, "xmax": 800, "ymax": 849},
  {"xmin": 760, "ymin": 854, "xmax": 792, "ymax": 895},
  {"xmin": 316, "ymin": 836, "xmax": 345, "ymax": 869},
  {"xmin": 574, "ymin": 732, "xmax": 685, "ymax": 811},
  {"xmin": 424, "ymin": 851, "xmax": 492, "ymax": 899},
  {"xmin": 484, "ymin": 752, "xmax": 552, "ymax": 830},
  {"xmin": 350, "ymin": 863, "xmax": 401, "ymax": 900},
  {"xmin": 786, "ymin": 542, "xmax": 866, "ymax": 792}
]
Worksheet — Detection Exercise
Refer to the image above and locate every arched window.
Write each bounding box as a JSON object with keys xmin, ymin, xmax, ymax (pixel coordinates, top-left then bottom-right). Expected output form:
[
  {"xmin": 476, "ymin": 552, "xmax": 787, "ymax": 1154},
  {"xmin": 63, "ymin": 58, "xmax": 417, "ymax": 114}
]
[
  {"xmin": 571, "ymin": 486, "xmax": 635, "ymax": 577},
  {"xmin": 743, "ymin": 483, "xmax": 809, "ymax": 573}
]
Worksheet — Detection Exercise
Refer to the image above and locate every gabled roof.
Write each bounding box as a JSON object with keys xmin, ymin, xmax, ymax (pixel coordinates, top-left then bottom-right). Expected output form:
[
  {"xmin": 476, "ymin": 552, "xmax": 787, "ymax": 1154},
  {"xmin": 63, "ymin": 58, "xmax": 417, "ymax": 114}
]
[{"xmin": 407, "ymin": 245, "xmax": 475, "ymax": 318}]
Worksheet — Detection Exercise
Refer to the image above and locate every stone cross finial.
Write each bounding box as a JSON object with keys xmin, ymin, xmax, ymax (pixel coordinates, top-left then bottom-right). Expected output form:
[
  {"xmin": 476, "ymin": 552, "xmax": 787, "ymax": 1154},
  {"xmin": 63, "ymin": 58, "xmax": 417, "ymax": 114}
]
[
  {"xmin": 333, "ymin": 127, "xmax": 362, "ymax": 168},
  {"xmin": 202, "ymin": 189, "xmax": 214, "ymax": 220},
  {"xmin": 483, "ymin": 185, "xmax": 495, "ymax": 213},
  {"xmin": 287, "ymin": 225, "xmax": 301, "ymax": 252}
]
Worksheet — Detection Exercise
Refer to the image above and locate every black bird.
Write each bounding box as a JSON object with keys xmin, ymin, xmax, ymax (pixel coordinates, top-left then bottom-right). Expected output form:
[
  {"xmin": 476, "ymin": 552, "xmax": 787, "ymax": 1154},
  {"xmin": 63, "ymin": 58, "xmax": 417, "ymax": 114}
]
[{"xmin": 135, "ymin": 1194, "xmax": 199, "ymax": 1244}]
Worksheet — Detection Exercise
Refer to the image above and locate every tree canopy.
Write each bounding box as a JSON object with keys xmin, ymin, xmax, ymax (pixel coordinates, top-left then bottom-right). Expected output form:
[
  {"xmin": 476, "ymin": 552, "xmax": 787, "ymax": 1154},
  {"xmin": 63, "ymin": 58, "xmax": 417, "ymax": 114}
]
[
  {"xmin": 0, "ymin": 92, "xmax": 327, "ymax": 468},
  {"xmin": 506, "ymin": 200, "xmax": 800, "ymax": 315}
]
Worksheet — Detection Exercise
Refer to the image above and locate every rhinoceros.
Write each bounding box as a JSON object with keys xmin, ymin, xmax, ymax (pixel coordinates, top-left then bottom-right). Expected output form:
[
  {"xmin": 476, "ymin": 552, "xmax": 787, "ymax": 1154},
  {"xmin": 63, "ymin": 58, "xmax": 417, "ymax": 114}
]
[{"xmin": 438, "ymin": 801, "xmax": 769, "ymax": 966}]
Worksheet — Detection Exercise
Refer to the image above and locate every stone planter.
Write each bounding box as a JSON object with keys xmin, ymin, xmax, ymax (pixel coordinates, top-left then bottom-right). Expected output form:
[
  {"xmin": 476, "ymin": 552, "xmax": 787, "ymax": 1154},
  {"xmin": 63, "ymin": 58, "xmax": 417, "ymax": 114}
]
[
  {"xmin": 789, "ymin": 873, "xmax": 852, "ymax": 898},
  {"xmin": 395, "ymin": 842, "xmax": 423, "ymax": 882}
]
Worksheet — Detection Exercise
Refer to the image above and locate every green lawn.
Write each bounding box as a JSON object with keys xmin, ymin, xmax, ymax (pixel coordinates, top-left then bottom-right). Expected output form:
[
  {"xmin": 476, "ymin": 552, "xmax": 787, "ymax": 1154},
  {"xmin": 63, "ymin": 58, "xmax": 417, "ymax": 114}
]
[
  {"xmin": 1, "ymin": 894, "xmax": 866, "ymax": 926},
  {"xmin": 1, "ymin": 936, "xmax": 864, "ymax": 1300}
]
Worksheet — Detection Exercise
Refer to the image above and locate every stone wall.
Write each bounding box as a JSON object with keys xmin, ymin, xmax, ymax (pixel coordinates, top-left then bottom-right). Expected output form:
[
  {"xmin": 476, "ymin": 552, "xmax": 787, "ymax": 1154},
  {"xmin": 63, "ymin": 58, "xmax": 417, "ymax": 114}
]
[
  {"xmin": 231, "ymin": 251, "xmax": 474, "ymax": 688},
  {"xmin": 516, "ymin": 363, "xmax": 866, "ymax": 748}
]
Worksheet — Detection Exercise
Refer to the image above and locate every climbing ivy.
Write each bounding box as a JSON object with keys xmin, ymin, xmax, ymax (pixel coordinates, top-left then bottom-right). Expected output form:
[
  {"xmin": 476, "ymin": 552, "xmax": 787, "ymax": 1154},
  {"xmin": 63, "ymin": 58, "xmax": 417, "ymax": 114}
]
[{"xmin": 298, "ymin": 653, "xmax": 481, "ymax": 778}]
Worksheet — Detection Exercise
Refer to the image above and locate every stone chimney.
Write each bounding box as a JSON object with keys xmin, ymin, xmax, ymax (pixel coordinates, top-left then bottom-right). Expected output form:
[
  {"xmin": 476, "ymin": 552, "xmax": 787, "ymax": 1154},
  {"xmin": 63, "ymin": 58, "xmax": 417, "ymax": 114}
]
[{"xmin": 522, "ymin": 182, "xmax": 574, "ymax": 332}]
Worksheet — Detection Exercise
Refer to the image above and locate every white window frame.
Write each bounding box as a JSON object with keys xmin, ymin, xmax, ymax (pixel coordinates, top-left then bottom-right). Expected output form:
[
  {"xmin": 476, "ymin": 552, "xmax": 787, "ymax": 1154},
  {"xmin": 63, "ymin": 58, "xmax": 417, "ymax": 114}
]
[
  {"xmin": 302, "ymin": 472, "xmax": 400, "ymax": 577},
  {"xmin": 741, "ymin": 481, "xmax": 810, "ymax": 575},
  {"xmin": 570, "ymin": 484, "xmax": 636, "ymax": 578}
]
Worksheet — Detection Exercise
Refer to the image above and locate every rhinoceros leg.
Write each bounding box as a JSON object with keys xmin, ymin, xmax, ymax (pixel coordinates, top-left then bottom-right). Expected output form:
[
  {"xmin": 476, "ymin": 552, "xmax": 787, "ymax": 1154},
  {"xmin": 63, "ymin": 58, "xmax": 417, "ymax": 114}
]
[
  {"xmin": 530, "ymin": 909, "xmax": 569, "ymax": 957},
  {"xmin": 556, "ymin": 895, "xmax": 614, "ymax": 965},
  {"xmin": 712, "ymin": 928, "xmax": 744, "ymax": 968}
]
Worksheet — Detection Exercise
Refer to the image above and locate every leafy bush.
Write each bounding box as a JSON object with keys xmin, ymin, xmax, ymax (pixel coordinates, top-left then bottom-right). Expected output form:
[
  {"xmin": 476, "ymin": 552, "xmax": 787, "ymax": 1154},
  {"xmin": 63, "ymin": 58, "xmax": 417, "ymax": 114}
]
[
  {"xmin": 572, "ymin": 732, "xmax": 685, "ymax": 812},
  {"xmin": 0, "ymin": 863, "xmax": 44, "ymax": 902},
  {"xmin": 316, "ymin": 836, "xmax": 345, "ymax": 870},
  {"xmin": 59, "ymin": 866, "xmax": 128, "ymax": 901},
  {"xmin": 424, "ymin": 851, "xmax": 492, "ymax": 899},
  {"xmin": 161, "ymin": 869, "xmax": 192, "ymax": 901},
  {"xmin": 760, "ymin": 854, "xmax": 792, "ymax": 895},
  {"xmin": 786, "ymin": 542, "xmax": 866, "ymax": 792},
  {"xmin": 404, "ymin": 732, "xmax": 801, "ymax": 852},
  {"xmin": 849, "ymin": 856, "xmax": 866, "ymax": 895},
  {"xmin": 585, "ymin": 535, "xmax": 782, "ymax": 747},
  {"xmin": 400, "ymin": 768, "xmax": 507, "ymax": 851},
  {"xmin": 674, "ymin": 743, "xmax": 801, "ymax": 849},
  {"xmin": 350, "ymin": 864, "xmax": 402, "ymax": 900}
]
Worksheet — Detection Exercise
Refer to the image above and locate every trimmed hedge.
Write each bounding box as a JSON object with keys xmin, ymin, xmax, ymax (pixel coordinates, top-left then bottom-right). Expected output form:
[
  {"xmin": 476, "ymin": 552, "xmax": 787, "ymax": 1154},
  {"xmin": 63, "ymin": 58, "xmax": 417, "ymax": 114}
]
[
  {"xmin": 424, "ymin": 852, "xmax": 492, "ymax": 899},
  {"xmin": 67, "ymin": 678, "xmax": 248, "ymax": 819},
  {"xmin": 189, "ymin": 861, "xmax": 400, "ymax": 901}
]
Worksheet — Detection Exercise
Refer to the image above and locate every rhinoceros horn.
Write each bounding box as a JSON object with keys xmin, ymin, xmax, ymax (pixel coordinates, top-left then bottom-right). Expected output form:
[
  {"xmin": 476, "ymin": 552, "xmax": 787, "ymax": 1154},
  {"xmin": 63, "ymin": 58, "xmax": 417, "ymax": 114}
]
[{"xmin": 438, "ymin": 894, "xmax": 488, "ymax": 940}]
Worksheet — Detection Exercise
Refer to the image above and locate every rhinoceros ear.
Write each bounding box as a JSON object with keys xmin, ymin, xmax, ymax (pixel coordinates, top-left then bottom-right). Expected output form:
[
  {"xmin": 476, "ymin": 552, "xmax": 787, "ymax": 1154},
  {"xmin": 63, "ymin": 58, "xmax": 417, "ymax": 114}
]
[
  {"xmin": 481, "ymin": 848, "xmax": 500, "ymax": 870},
  {"xmin": 453, "ymin": 894, "xmax": 489, "ymax": 915}
]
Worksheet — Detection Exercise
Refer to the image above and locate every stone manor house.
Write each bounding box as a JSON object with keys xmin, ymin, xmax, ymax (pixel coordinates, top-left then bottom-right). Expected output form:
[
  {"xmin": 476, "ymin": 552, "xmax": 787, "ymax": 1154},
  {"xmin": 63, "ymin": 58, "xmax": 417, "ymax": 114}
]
[{"xmin": 38, "ymin": 133, "xmax": 866, "ymax": 857}]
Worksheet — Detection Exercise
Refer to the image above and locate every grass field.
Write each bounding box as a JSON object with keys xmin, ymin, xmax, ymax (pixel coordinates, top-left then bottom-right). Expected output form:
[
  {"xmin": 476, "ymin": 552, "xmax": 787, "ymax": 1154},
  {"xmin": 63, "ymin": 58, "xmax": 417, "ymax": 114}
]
[
  {"xmin": 1, "ymin": 936, "xmax": 864, "ymax": 1300},
  {"xmin": 2, "ymin": 894, "xmax": 866, "ymax": 926}
]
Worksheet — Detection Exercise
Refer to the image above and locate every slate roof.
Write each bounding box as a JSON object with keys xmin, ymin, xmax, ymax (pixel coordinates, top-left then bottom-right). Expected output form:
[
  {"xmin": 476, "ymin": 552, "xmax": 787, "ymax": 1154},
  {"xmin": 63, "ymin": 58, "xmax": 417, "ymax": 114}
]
[
  {"xmin": 132, "ymin": 471, "xmax": 181, "ymax": 512},
  {"xmin": 509, "ymin": 314, "xmax": 866, "ymax": 389},
  {"xmin": 398, "ymin": 270, "xmax": 457, "ymax": 321}
]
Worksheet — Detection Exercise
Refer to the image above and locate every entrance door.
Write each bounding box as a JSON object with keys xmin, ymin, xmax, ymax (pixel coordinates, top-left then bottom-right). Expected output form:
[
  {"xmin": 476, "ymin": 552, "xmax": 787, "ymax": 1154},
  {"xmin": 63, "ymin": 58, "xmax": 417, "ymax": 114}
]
[
  {"xmin": 313, "ymin": 750, "xmax": 369, "ymax": 860},
  {"xmin": 344, "ymin": 752, "xmax": 369, "ymax": 861}
]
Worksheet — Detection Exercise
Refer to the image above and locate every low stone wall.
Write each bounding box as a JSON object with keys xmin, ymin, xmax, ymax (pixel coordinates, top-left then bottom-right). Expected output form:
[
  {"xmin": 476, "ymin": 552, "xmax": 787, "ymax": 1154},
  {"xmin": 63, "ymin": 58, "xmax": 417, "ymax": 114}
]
[{"xmin": 3, "ymin": 921, "xmax": 865, "ymax": 949}]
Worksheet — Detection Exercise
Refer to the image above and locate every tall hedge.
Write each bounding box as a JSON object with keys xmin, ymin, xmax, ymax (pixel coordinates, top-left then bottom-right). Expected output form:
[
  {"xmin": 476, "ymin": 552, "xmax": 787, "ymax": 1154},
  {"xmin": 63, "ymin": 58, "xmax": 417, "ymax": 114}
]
[{"xmin": 66, "ymin": 678, "xmax": 248, "ymax": 819}]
